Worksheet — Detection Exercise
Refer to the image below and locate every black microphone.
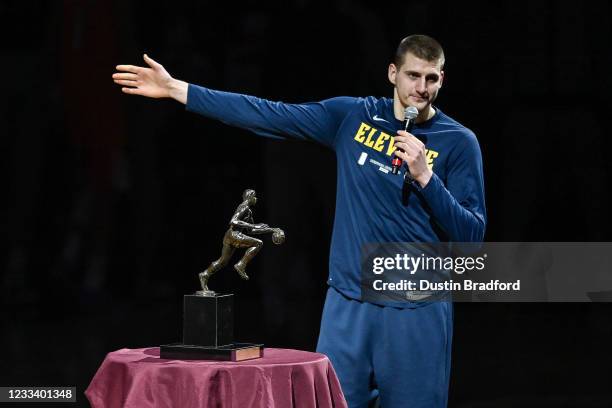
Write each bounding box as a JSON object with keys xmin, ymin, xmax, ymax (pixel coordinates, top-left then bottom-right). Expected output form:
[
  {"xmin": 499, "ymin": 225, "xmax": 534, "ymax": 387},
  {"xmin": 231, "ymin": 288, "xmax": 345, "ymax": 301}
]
[{"xmin": 391, "ymin": 106, "xmax": 419, "ymax": 175}]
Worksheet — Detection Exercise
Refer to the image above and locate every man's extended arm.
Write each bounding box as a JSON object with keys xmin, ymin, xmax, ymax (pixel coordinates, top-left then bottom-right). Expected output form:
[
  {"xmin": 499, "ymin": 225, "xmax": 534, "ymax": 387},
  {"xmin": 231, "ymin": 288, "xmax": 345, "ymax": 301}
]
[{"xmin": 113, "ymin": 54, "xmax": 358, "ymax": 148}]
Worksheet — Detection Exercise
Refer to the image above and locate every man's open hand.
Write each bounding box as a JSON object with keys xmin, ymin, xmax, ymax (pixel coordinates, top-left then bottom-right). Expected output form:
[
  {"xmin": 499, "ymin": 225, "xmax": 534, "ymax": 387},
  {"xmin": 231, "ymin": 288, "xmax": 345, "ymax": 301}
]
[{"xmin": 112, "ymin": 54, "xmax": 187, "ymax": 103}]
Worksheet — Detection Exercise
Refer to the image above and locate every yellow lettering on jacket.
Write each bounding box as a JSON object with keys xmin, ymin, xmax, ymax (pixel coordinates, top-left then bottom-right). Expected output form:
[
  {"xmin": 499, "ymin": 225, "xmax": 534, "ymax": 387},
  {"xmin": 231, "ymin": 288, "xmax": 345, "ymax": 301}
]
[
  {"xmin": 386, "ymin": 137, "xmax": 397, "ymax": 156},
  {"xmin": 352, "ymin": 122, "xmax": 440, "ymax": 170},
  {"xmin": 364, "ymin": 128, "xmax": 377, "ymax": 148},
  {"xmin": 373, "ymin": 132, "xmax": 389, "ymax": 152},
  {"xmin": 426, "ymin": 150, "xmax": 439, "ymax": 169},
  {"xmin": 354, "ymin": 123, "xmax": 370, "ymax": 143}
]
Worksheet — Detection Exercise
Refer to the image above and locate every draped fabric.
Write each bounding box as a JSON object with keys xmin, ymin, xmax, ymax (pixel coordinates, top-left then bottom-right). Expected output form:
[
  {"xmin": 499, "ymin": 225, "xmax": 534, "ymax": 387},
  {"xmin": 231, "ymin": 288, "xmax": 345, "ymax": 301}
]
[{"xmin": 86, "ymin": 347, "xmax": 347, "ymax": 408}]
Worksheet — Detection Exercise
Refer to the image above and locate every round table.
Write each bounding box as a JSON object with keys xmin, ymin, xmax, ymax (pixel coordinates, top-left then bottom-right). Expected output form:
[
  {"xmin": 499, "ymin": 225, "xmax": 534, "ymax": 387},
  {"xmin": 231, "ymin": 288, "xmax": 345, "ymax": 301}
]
[{"xmin": 85, "ymin": 347, "xmax": 347, "ymax": 408}]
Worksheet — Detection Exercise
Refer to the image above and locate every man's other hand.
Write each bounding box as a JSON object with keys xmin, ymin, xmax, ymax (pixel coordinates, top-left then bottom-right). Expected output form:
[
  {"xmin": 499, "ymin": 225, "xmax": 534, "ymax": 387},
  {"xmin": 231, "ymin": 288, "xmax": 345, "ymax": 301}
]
[{"xmin": 394, "ymin": 130, "xmax": 433, "ymax": 188}]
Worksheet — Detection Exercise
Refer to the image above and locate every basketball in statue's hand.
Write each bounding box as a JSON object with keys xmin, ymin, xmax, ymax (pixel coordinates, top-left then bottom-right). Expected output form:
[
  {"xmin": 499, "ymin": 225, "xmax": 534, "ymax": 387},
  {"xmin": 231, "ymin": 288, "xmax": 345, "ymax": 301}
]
[{"xmin": 272, "ymin": 228, "xmax": 285, "ymax": 245}]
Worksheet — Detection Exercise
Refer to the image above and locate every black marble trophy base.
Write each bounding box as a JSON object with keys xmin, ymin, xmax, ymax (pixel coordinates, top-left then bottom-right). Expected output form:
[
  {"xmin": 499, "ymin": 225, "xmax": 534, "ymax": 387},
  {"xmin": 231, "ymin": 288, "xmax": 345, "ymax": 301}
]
[
  {"xmin": 160, "ymin": 293, "xmax": 263, "ymax": 361},
  {"xmin": 182, "ymin": 293, "xmax": 233, "ymax": 347}
]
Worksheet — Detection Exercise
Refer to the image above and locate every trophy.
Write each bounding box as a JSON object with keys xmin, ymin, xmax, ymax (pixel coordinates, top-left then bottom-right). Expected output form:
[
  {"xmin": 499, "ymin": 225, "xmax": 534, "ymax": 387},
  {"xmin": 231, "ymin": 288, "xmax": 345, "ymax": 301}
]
[{"xmin": 160, "ymin": 189, "xmax": 285, "ymax": 361}]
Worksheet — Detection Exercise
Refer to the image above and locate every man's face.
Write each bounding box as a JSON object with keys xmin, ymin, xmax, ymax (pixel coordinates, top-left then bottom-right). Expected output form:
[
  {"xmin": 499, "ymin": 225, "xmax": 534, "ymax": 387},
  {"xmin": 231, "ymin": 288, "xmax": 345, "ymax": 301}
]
[{"xmin": 388, "ymin": 52, "xmax": 444, "ymax": 113}]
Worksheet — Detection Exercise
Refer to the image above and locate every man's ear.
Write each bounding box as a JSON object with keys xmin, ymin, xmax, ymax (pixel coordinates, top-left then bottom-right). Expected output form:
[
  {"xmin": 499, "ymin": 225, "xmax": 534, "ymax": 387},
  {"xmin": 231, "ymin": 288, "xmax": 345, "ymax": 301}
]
[
  {"xmin": 439, "ymin": 70, "xmax": 445, "ymax": 88},
  {"xmin": 388, "ymin": 63, "xmax": 397, "ymax": 85}
]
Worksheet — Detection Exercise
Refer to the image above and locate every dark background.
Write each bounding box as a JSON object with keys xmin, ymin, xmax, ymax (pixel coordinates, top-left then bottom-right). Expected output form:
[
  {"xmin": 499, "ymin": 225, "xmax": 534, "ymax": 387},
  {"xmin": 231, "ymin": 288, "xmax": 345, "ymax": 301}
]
[{"xmin": 2, "ymin": 1, "xmax": 612, "ymax": 407}]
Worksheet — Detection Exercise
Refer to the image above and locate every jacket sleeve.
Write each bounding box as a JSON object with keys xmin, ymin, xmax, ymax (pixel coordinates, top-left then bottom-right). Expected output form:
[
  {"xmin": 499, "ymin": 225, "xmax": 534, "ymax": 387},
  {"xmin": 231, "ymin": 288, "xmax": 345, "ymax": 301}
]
[
  {"xmin": 185, "ymin": 84, "xmax": 359, "ymax": 150},
  {"xmin": 416, "ymin": 131, "xmax": 487, "ymax": 242}
]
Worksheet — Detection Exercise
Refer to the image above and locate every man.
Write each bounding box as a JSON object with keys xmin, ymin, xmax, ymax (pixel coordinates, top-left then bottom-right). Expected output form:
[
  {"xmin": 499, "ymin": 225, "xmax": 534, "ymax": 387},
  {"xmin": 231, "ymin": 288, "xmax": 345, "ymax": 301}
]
[{"xmin": 113, "ymin": 34, "xmax": 486, "ymax": 408}]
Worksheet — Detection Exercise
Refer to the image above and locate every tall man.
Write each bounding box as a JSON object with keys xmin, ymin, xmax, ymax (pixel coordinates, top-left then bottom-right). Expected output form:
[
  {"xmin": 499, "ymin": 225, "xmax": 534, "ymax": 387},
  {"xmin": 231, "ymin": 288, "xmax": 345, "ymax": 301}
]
[{"xmin": 113, "ymin": 34, "xmax": 486, "ymax": 408}]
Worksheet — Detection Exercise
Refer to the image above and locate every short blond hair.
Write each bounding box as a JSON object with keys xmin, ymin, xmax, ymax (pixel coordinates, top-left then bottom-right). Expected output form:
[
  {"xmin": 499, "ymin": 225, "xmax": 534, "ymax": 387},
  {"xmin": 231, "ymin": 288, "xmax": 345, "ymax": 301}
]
[{"xmin": 394, "ymin": 34, "xmax": 445, "ymax": 68}]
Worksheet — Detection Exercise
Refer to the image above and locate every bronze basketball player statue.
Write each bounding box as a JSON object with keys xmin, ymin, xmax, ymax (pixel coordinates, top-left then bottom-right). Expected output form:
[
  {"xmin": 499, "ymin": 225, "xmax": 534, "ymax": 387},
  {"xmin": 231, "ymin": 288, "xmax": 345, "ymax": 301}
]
[{"xmin": 197, "ymin": 189, "xmax": 285, "ymax": 296}]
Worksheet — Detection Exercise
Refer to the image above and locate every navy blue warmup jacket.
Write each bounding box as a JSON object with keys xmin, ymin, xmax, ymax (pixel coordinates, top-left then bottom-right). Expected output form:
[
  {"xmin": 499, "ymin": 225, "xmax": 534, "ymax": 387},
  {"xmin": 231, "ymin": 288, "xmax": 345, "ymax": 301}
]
[{"xmin": 186, "ymin": 85, "xmax": 486, "ymax": 307}]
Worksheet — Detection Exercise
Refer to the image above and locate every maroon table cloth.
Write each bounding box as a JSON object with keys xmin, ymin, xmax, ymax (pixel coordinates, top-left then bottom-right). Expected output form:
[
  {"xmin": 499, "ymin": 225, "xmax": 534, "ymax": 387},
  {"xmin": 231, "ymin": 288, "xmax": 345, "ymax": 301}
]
[{"xmin": 85, "ymin": 347, "xmax": 347, "ymax": 408}]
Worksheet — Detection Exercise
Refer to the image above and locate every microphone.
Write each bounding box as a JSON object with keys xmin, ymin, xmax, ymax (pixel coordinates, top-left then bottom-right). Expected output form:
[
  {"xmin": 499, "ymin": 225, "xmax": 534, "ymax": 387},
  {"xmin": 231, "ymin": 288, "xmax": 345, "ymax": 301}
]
[{"xmin": 391, "ymin": 106, "xmax": 419, "ymax": 175}]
